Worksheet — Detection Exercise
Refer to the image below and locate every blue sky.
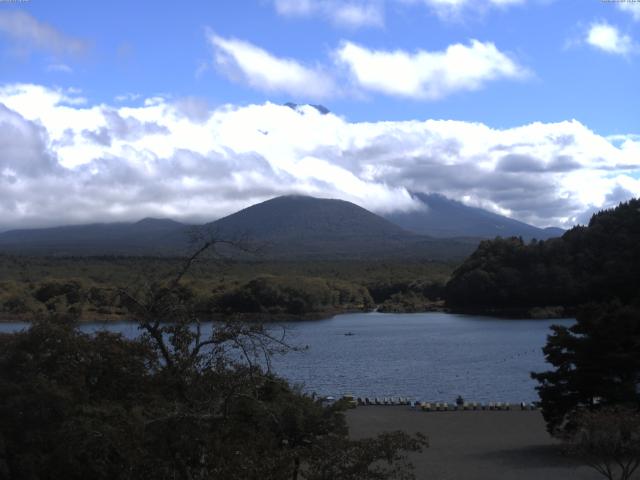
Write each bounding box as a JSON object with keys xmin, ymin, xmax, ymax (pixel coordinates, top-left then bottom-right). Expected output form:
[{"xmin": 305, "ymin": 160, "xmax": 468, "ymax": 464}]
[
  {"xmin": 0, "ymin": 0, "xmax": 639, "ymax": 230},
  {"xmin": 2, "ymin": 0, "xmax": 638, "ymax": 131}
]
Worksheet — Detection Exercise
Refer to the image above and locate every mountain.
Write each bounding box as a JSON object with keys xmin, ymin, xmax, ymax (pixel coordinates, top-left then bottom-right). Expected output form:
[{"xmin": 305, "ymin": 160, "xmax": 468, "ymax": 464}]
[
  {"xmin": 210, "ymin": 195, "xmax": 406, "ymax": 239},
  {"xmin": 385, "ymin": 193, "xmax": 564, "ymax": 240},
  {"xmin": 0, "ymin": 196, "xmax": 476, "ymax": 260},
  {"xmin": 283, "ymin": 102, "xmax": 330, "ymax": 115},
  {"xmin": 0, "ymin": 218, "xmax": 187, "ymax": 255},
  {"xmin": 205, "ymin": 195, "xmax": 476, "ymax": 260}
]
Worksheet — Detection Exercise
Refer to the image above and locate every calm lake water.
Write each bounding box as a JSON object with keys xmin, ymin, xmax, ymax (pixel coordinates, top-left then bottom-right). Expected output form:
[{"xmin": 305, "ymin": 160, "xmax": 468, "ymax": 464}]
[{"xmin": 0, "ymin": 312, "xmax": 573, "ymax": 403}]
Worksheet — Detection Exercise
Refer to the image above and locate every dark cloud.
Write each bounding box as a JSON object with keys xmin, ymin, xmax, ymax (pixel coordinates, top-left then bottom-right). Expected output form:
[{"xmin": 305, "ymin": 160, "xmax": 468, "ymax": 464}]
[
  {"xmin": 173, "ymin": 97, "xmax": 211, "ymax": 123},
  {"xmin": 548, "ymin": 155, "xmax": 582, "ymax": 172},
  {"xmin": 606, "ymin": 185, "xmax": 636, "ymax": 205},
  {"xmin": 489, "ymin": 142, "xmax": 536, "ymax": 152},
  {"xmin": 549, "ymin": 134, "xmax": 575, "ymax": 148},
  {"xmin": 82, "ymin": 127, "xmax": 112, "ymax": 146},
  {"xmin": 496, "ymin": 154, "xmax": 545, "ymax": 172},
  {"xmin": 102, "ymin": 109, "xmax": 170, "ymax": 141},
  {"xmin": 497, "ymin": 154, "xmax": 582, "ymax": 173},
  {"xmin": 0, "ymin": 104, "xmax": 60, "ymax": 176},
  {"xmin": 53, "ymin": 128, "xmax": 76, "ymax": 148}
]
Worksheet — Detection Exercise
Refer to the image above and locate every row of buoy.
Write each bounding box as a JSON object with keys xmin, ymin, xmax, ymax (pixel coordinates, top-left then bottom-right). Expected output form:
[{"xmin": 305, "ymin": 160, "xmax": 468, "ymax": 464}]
[
  {"xmin": 416, "ymin": 401, "xmax": 536, "ymax": 411},
  {"xmin": 344, "ymin": 396, "xmax": 538, "ymax": 411},
  {"xmin": 357, "ymin": 397, "xmax": 413, "ymax": 406}
]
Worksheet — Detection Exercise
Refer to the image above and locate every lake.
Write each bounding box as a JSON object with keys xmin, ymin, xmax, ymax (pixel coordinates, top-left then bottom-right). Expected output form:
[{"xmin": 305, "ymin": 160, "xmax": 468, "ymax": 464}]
[{"xmin": 0, "ymin": 312, "xmax": 573, "ymax": 403}]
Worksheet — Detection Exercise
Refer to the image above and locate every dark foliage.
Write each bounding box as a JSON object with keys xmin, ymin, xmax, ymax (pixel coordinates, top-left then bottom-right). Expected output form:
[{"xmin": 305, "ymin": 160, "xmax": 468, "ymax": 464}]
[
  {"xmin": 446, "ymin": 199, "xmax": 640, "ymax": 312},
  {"xmin": 0, "ymin": 257, "xmax": 452, "ymax": 321},
  {"xmin": 531, "ymin": 303, "xmax": 640, "ymax": 435},
  {"xmin": 0, "ymin": 318, "xmax": 427, "ymax": 480},
  {"xmin": 216, "ymin": 275, "xmax": 374, "ymax": 316},
  {"xmin": 564, "ymin": 406, "xmax": 640, "ymax": 480},
  {"xmin": 0, "ymin": 239, "xmax": 428, "ymax": 479}
]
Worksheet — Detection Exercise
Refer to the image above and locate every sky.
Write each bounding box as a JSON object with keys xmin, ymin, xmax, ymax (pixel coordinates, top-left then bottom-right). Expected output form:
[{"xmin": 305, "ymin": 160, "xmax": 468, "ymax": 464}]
[{"xmin": 0, "ymin": 0, "xmax": 639, "ymax": 231}]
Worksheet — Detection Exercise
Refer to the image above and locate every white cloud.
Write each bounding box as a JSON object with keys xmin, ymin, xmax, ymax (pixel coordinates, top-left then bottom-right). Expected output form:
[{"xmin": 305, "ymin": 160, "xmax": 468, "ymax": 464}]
[
  {"xmin": 272, "ymin": 0, "xmax": 528, "ymax": 25},
  {"xmin": 416, "ymin": 0, "xmax": 524, "ymax": 7},
  {"xmin": 207, "ymin": 32, "xmax": 336, "ymax": 100},
  {"xmin": 398, "ymin": 0, "xmax": 526, "ymax": 19},
  {"xmin": 0, "ymin": 83, "xmax": 638, "ymax": 230},
  {"xmin": 46, "ymin": 63, "xmax": 73, "ymax": 74},
  {"xmin": 207, "ymin": 33, "xmax": 528, "ymax": 101},
  {"xmin": 619, "ymin": 2, "xmax": 640, "ymax": 21},
  {"xmin": 273, "ymin": 0, "xmax": 384, "ymax": 28},
  {"xmin": 586, "ymin": 21, "xmax": 635, "ymax": 56},
  {"xmin": 0, "ymin": 11, "xmax": 88, "ymax": 56},
  {"xmin": 114, "ymin": 93, "xmax": 142, "ymax": 103},
  {"xmin": 335, "ymin": 40, "xmax": 526, "ymax": 99}
]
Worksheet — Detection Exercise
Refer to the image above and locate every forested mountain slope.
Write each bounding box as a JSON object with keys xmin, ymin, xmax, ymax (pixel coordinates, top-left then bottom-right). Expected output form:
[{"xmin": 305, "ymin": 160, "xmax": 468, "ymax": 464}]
[{"xmin": 445, "ymin": 199, "xmax": 640, "ymax": 312}]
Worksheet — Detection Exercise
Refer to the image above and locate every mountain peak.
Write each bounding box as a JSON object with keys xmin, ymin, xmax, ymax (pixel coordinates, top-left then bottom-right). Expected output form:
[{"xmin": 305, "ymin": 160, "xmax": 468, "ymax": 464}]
[
  {"xmin": 135, "ymin": 217, "xmax": 183, "ymax": 227},
  {"xmin": 385, "ymin": 192, "xmax": 564, "ymax": 240},
  {"xmin": 214, "ymin": 195, "xmax": 407, "ymax": 237},
  {"xmin": 284, "ymin": 102, "xmax": 330, "ymax": 115}
]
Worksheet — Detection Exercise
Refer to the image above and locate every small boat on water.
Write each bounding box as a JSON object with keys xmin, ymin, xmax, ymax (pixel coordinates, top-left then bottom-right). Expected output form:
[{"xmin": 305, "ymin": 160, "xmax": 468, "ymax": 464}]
[{"xmin": 344, "ymin": 332, "xmax": 355, "ymax": 336}]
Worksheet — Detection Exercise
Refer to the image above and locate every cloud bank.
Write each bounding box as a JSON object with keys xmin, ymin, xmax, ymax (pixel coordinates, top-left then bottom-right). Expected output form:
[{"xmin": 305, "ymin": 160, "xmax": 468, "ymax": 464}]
[{"xmin": 0, "ymin": 83, "xmax": 638, "ymax": 231}]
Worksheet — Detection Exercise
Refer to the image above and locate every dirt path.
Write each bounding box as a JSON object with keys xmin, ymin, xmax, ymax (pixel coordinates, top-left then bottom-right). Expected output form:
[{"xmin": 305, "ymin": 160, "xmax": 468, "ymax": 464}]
[{"xmin": 347, "ymin": 407, "xmax": 603, "ymax": 480}]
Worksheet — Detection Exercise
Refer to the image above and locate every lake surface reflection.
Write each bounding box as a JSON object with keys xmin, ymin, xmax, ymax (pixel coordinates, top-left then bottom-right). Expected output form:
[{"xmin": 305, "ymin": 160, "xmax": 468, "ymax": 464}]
[
  {"xmin": 268, "ymin": 312, "xmax": 574, "ymax": 403},
  {"xmin": 0, "ymin": 312, "xmax": 573, "ymax": 403}
]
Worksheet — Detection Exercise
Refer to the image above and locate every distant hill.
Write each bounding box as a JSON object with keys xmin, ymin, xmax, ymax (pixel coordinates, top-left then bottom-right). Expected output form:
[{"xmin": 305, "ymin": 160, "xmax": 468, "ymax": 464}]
[
  {"xmin": 0, "ymin": 218, "xmax": 187, "ymax": 256},
  {"xmin": 0, "ymin": 196, "xmax": 476, "ymax": 260},
  {"xmin": 385, "ymin": 193, "xmax": 564, "ymax": 240},
  {"xmin": 205, "ymin": 195, "xmax": 476, "ymax": 260}
]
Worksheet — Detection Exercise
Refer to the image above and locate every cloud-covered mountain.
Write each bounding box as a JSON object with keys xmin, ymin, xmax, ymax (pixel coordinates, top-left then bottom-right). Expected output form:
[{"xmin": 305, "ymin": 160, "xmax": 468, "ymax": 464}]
[
  {"xmin": 0, "ymin": 196, "xmax": 477, "ymax": 260},
  {"xmin": 0, "ymin": 84, "xmax": 638, "ymax": 233},
  {"xmin": 385, "ymin": 193, "xmax": 564, "ymax": 240}
]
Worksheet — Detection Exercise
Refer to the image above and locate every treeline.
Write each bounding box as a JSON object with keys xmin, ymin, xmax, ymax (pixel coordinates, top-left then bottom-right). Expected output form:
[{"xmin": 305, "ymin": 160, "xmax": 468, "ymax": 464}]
[
  {"xmin": 445, "ymin": 198, "xmax": 640, "ymax": 315},
  {"xmin": 0, "ymin": 277, "xmax": 371, "ymax": 321},
  {"xmin": 215, "ymin": 276, "xmax": 374, "ymax": 318},
  {"xmin": 0, "ymin": 258, "xmax": 452, "ymax": 321}
]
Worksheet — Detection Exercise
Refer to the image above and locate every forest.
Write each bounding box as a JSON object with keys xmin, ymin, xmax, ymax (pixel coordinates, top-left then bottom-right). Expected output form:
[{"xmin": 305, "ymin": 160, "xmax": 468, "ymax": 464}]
[
  {"xmin": 0, "ymin": 256, "xmax": 452, "ymax": 322},
  {"xmin": 445, "ymin": 198, "xmax": 640, "ymax": 316}
]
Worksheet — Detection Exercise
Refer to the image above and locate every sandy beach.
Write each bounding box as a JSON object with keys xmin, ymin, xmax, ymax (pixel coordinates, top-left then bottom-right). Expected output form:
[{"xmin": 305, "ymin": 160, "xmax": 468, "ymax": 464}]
[{"xmin": 347, "ymin": 406, "xmax": 602, "ymax": 480}]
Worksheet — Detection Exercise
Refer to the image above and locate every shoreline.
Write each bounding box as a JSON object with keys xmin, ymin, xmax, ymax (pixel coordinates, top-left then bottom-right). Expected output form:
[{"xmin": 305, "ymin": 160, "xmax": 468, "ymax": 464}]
[
  {"xmin": 0, "ymin": 307, "xmax": 367, "ymax": 324},
  {"xmin": 447, "ymin": 305, "xmax": 577, "ymax": 320},
  {"xmin": 0, "ymin": 305, "xmax": 575, "ymax": 324}
]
